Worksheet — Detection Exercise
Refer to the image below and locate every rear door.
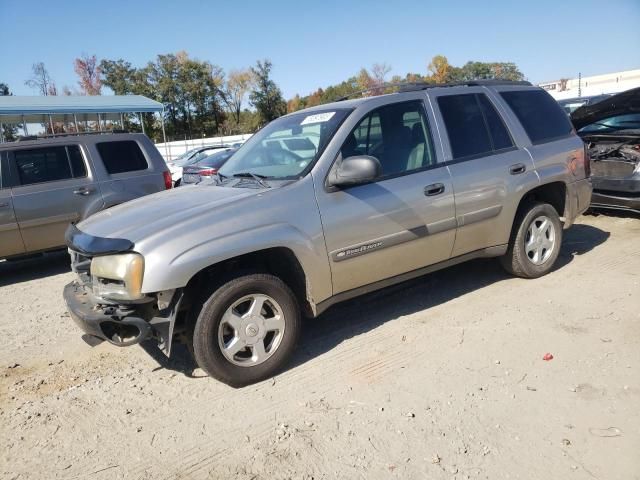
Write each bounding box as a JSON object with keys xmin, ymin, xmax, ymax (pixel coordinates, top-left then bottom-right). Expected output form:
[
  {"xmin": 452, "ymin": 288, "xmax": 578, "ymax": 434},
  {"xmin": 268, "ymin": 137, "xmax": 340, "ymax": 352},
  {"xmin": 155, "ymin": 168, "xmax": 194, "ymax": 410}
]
[
  {"xmin": 429, "ymin": 88, "xmax": 538, "ymax": 256},
  {"xmin": 0, "ymin": 151, "xmax": 26, "ymax": 258},
  {"xmin": 9, "ymin": 144, "xmax": 103, "ymax": 252}
]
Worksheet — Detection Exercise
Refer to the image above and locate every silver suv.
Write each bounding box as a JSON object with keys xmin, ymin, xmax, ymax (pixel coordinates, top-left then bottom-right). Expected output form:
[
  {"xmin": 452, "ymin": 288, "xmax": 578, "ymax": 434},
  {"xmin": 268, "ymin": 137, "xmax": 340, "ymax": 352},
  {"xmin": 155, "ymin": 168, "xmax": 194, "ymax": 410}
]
[
  {"xmin": 0, "ymin": 133, "xmax": 171, "ymax": 260},
  {"xmin": 63, "ymin": 81, "xmax": 592, "ymax": 386}
]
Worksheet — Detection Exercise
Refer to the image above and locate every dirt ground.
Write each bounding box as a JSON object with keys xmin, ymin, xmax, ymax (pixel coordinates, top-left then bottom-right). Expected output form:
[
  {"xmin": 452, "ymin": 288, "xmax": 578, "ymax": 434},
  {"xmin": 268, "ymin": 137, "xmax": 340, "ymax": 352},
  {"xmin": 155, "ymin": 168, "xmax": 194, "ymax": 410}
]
[{"xmin": 1, "ymin": 212, "xmax": 638, "ymax": 480}]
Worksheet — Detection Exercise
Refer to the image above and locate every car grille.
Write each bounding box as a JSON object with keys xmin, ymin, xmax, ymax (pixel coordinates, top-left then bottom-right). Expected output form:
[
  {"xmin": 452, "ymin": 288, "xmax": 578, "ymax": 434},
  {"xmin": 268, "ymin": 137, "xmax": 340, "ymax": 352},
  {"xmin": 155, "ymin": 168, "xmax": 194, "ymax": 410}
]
[{"xmin": 69, "ymin": 249, "xmax": 92, "ymax": 286}]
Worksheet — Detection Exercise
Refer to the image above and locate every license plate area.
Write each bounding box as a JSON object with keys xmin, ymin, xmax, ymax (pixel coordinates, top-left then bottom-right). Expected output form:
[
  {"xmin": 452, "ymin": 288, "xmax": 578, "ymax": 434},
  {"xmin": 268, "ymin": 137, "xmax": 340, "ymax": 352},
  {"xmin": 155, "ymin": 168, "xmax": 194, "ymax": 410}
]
[{"xmin": 183, "ymin": 174, "xmax": 200, "ymax": 183}]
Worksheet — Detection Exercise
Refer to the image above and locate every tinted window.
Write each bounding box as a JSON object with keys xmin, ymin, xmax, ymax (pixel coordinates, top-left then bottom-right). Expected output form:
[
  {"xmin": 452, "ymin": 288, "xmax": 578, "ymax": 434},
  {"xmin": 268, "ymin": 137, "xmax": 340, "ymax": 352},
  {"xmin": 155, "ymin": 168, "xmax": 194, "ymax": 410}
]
[
  {"xmin": 438, "ymin": 94, "xmax": 492, "ymax": 159},
  {"xmin": 438, "ymin": 93, "xmax": 514, "ymax": 160},
  {"xmin": 96, "ymin": 140, "xmax": 148, "ymax": 174},
  {"xmin": 341, "ymin": 101, "xmax": 437, "ymax": 177},
  {"xmin": 68, "ymin": 145, "xmax": 87, "ymax": 178},
  {"xmin": 13, "ymin": 145, "xmax": 86, "ymax": 185},
  {"xmin": 477, "ymin": 94, "xmax": 513, "ymax": 150},
  {"xmin": 500, "ymin": 90, "xmax": 573, "ymax": 144}
]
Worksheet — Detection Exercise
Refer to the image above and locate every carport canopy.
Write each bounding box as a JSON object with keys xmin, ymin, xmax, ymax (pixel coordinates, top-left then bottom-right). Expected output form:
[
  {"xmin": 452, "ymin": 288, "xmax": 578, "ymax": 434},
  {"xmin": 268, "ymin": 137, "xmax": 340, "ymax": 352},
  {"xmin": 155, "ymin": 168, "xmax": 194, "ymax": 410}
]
[{"xmin": 0, "ymin": 95, "xmax": 163, "ymax": 123}]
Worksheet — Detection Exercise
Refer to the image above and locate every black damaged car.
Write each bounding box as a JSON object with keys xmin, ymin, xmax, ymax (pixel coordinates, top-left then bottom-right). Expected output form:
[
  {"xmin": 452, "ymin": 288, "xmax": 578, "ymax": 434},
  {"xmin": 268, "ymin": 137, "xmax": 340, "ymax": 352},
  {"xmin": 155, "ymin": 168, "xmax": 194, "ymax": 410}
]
[{"xmin": 571, "ymin": 87, "xmax": 640, "ymax": 214}]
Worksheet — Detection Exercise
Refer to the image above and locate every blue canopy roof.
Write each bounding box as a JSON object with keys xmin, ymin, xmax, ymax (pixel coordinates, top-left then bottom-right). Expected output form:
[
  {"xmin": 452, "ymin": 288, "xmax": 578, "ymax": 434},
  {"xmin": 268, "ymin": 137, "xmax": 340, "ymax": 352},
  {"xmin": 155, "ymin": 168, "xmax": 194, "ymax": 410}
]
[{"xmin": 0, "ymin": 95, "xmax": 163, "ymax": 123}]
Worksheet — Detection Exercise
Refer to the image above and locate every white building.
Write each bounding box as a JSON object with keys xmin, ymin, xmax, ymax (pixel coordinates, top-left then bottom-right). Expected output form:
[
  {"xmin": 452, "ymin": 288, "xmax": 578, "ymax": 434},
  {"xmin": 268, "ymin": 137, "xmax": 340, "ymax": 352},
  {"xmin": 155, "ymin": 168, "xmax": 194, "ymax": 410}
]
[{"xmin": 538, "ymin": 68, "xmax": 640, "ymax": 100}]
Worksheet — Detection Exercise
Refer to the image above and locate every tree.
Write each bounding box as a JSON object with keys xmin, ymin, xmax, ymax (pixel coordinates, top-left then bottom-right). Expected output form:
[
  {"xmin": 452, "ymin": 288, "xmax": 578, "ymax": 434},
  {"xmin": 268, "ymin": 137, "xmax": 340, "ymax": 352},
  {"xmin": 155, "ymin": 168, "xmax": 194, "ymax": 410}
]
[
  {"xmin": 370, "ymin": 62, "xmax": 391, "ymax": 94},
  {"xmin": 74, "ymin": 53, "xmax": 102, "ymax": 95},
  {"xmin": 0, "ymin": 82, "xmax": 18, "ymax": 141},
  {"xmin": 223, "ymin": 69, "xmax": 254, "ymax": 124},
  {"xmin": 250, "ymin": 60, "xmax": 286, "ymax": 123},
  {"xmin": 428, "ymin": 55, "xmax": 453, "ymax": 83},
  {"xmin": 25, "ymin": 62, "xmax": 57, "ymax": 95},
  {"xmin": 456, "ymin": 61, "xmax": 524, "ymax": 81},
  {"xmin": 100, "ymin": 59, "xmax": 136, "ymax": 95}
]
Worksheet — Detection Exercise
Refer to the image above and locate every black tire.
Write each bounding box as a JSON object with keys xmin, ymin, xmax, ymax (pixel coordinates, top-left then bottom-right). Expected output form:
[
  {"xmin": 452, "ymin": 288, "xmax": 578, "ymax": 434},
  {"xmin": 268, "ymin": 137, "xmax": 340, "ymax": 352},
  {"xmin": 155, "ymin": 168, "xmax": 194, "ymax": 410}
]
[
  {"xmin": 500, "ymin": 202, "xmax": 563, "ymax": 278},
  {"xmin": 191, "ymin": 273, "xmax": 300, "ymax": 387}
]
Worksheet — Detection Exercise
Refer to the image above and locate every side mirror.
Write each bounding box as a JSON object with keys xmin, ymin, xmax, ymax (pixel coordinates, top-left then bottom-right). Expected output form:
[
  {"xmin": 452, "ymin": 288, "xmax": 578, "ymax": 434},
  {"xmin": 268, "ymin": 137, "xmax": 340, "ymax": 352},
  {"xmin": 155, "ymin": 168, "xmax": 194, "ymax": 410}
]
[{"xmin": 328, "ymin": 155, "xmax": 382, "ymax": 188}]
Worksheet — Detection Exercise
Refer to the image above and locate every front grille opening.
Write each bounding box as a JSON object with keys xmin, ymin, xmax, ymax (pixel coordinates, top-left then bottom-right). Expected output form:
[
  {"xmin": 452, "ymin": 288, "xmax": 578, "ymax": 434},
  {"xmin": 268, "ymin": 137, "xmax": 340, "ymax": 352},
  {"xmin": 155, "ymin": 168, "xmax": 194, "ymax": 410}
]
[
  {"xmin": 97, "ymin": 277, "xmax": 125, "ymax": 287},
  {"xmin": 100, "ymin": 321, "xmax": 141, "ymax": 344}
]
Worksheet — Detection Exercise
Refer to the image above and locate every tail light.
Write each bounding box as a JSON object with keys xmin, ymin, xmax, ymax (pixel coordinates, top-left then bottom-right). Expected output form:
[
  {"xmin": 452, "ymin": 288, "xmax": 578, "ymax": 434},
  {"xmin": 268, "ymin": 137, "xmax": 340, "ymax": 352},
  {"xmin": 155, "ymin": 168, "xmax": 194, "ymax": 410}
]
[
  {"xmin": 582, "ymin": 143, "xmax": 591, "ymax": 177},
  {"xmin": 163, "ymin": 171, "xmax": 173, "ymax": 189},
  {"xmin": 198, "ymin": 168, "xmax": 218, "ymax": 176}
]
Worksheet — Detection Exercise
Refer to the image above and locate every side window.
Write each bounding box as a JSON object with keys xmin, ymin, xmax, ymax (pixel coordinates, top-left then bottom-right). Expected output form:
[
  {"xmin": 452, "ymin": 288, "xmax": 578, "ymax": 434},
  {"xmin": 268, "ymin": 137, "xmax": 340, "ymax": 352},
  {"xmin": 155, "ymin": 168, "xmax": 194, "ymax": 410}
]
[
  {"xmin": 341, "ymin": 101, "xmax": 437, "ymax": 177},
  {"xmin": 12, "ymin": 146, "xmax": 87, "ymax": 186},
  {"xmin": 500, "ymin": 90, "xmax": 573, "ymax": 144},
  {"xmin": 96, "ymin": 140, "xmax": 148, "ymax": 174},
  {"xmin": 438, "ymin": 93, "xmax": 514, "ymax": 160},
  {"xmin": 477, "ymin": 94, "xmax": 513, "ymax": 150}
]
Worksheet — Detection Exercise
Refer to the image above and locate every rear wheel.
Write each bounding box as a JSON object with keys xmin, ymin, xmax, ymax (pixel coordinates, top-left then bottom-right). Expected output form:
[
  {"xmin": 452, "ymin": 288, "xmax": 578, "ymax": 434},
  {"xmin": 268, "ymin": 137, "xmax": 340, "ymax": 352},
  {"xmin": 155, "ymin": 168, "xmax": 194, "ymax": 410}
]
[
  {"xmin": 191, "ymin": 273, "xmax": 300, "ymax": 386},
  {"xmin": 500, "ymin": 202, "xmax": 563, "ymax": 278}
]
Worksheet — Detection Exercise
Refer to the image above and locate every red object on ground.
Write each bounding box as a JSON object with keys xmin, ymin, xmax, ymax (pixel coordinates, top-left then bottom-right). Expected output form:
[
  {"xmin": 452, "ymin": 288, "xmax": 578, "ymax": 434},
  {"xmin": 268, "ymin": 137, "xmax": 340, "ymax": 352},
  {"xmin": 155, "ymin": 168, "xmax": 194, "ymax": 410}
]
[{"xmin": 543, "ymin": 353, "xmax": 554, "ymax": 361}]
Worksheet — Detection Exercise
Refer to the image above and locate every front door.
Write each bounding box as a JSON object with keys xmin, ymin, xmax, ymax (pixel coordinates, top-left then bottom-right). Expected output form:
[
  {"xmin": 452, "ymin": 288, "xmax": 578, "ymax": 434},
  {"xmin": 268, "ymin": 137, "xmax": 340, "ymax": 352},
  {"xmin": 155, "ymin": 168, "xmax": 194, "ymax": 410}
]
[
  {"xmin": 316, "ymin": 100, "xmax": 457, "ymax": 294},
  {"xmin": 0, "ymin": 153, "xmax": 25, "ymax": 258},
  {"xmin": 9, "ymin": 144, "xmax": 103, "ymax": 252}
]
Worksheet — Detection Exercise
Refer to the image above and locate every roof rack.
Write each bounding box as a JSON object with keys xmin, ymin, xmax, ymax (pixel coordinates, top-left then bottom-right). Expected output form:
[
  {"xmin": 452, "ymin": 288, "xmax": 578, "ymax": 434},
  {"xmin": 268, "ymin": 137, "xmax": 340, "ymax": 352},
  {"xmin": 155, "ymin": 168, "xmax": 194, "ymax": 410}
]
[
  {"xmin": 11, "ymin": 130, "xmax": 131, "ymax": 143},
  {"xmin": 336, "ymin": 79, "xmax": 532, "ymax": 101}
]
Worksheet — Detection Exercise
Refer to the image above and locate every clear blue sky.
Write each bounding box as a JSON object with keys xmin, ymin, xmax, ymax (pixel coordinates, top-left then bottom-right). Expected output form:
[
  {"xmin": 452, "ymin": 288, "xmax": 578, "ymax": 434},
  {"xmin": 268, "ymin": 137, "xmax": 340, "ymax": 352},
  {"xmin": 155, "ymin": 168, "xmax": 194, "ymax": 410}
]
[{"xmin": 1, "ymin": 0, "xmax": 639, "ymax": 99}]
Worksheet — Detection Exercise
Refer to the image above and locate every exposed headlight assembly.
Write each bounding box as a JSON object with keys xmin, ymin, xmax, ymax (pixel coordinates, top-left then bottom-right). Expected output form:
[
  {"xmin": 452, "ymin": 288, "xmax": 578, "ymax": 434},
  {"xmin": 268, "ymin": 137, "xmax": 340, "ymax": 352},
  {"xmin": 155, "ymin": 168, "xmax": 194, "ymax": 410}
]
[{"xmin": 90, "ymin": 253, "xmax": 145, "ymax": 301}]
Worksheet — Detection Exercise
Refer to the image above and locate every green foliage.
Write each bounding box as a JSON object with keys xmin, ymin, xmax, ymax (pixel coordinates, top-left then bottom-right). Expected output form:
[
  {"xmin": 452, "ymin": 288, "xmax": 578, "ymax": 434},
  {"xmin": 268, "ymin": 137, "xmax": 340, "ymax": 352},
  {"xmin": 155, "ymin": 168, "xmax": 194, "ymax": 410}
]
[
  {"xmin": 289, "ymin": 56, "xmax": 525, "ymax": 109},
  {"xmin": 100, "ymin": 53, "xmax": 227, "ymax": 141},
  {"xmin": 0, "ymin": 82, "xmax": 19, "ymax": 141},
  {"xmin": 250, "ymin": 60, "xmax": 286, "ymax": 124}
]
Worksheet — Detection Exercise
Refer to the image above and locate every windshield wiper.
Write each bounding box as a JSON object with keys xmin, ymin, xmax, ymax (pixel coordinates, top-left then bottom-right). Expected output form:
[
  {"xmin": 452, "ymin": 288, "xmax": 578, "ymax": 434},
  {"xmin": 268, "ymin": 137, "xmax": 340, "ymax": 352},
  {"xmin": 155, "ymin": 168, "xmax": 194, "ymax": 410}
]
[{"xmin": 232, "ymin": 172, "xmax": 271, "ymax": 188}]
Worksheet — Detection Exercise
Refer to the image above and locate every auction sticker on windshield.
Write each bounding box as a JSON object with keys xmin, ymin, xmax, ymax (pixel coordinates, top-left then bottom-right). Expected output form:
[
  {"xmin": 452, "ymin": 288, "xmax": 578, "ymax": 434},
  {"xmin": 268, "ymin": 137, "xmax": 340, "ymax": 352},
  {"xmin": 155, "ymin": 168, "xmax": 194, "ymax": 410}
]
[{"xmin": 300, "ymin": 112, "xmax": 336, "ymax": 125}]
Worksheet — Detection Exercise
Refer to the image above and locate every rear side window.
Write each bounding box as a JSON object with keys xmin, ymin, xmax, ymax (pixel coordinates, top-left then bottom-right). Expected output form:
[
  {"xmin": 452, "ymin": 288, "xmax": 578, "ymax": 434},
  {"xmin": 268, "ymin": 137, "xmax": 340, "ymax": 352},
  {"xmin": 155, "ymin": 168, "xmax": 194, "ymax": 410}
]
[
  {"xmin": 438, "ymin": 93, "xmax": 514, "ymax": 160},
  {"xmin": 96, "ymin": 140, "xmax": 148, "ymax": 174},
  {"xmin": 13, "ymin": 145, "xmax": 87, "ymax": 186},
  {"xmin": 500, "ymin": 90, "xmax": 573, "ymax": 144}
]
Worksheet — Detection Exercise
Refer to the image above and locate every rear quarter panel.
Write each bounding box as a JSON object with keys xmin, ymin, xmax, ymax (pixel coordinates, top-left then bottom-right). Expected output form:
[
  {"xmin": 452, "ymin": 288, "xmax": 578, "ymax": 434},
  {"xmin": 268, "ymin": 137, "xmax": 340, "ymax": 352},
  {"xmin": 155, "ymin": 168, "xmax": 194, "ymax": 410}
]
[{"xmin": 88, "ymin": 135, "xmax": 168, "ymax": 208}]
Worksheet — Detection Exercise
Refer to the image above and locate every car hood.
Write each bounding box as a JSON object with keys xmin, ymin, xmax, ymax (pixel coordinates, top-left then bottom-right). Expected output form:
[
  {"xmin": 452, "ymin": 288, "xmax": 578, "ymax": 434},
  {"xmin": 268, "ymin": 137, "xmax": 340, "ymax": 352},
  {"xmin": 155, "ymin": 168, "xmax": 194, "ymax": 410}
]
[
  {"xmin": 78, "ymin": 185, "xmax": 258, "ymax": 244},
  {"xmin": 571, "ymin": 87, "xmax": 640, "ymax": 131}
]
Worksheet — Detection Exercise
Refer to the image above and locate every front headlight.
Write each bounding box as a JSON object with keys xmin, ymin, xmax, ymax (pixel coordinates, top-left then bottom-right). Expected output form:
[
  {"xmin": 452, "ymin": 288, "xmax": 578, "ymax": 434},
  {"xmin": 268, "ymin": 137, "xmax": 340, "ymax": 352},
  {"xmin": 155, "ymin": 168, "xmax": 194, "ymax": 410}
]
[{"xmin": 90, "ymin": 253, "xmax": 145, "ymax": 301}]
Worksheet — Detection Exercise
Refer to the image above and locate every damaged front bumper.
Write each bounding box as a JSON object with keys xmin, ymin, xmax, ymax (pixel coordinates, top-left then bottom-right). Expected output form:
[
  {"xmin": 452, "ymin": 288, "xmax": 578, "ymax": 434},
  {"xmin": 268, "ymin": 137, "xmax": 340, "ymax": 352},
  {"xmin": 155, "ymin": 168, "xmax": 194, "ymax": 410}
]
[
  {"xmin": 64, "ymin": 224, "xmax": 184, "ymax": 355},
  {"xmin": 63, "ymin": 281, "xmax": 183, "ymax": 355}
]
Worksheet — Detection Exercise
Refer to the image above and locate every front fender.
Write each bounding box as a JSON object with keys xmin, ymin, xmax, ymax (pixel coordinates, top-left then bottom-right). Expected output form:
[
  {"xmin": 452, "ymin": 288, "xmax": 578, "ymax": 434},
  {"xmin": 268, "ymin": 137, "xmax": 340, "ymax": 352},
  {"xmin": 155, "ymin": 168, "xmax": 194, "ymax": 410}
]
[{"xmin": 140, "ymin": 222, "xmax": 332, "ymax": 307}]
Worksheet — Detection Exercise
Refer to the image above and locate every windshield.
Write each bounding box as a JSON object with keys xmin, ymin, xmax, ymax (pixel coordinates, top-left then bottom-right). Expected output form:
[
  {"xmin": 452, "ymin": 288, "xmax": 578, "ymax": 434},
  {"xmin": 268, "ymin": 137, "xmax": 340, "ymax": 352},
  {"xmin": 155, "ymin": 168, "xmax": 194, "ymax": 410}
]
[
  {"xmin": 218, "ymin": 109, "xmax": 351, "ymax": 179},
  {"xmin": 579, "ymin": 113, "xmax": 640, "ymax": 133},
  {"xmin": 173, "ymin": 147, "xmax": 225, "ymax": 167},
  {"xmin": 171, "ymin": 148, "xmax": 198, "ymax": 165}
]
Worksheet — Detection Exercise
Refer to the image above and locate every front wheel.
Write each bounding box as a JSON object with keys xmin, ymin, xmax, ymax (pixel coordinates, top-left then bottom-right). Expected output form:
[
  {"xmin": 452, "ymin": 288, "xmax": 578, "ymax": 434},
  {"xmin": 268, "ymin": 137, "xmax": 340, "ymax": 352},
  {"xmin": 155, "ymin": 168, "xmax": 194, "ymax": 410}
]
[
  {"xmin": 500, "ymin": 202, "xmax": 563, "ymax": 278},
  {"xmin": 192, "ymin": 273, "xmax": 300, "ymax": 386}
]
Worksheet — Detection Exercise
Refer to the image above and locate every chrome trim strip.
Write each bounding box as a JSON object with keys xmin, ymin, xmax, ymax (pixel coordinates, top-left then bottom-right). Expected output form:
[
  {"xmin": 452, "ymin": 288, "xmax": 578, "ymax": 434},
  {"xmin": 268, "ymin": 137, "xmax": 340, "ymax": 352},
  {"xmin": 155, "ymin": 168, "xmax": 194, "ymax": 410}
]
[{"xmin": 330, "ymin": 217, "xmax": 457, "ymax": 262}]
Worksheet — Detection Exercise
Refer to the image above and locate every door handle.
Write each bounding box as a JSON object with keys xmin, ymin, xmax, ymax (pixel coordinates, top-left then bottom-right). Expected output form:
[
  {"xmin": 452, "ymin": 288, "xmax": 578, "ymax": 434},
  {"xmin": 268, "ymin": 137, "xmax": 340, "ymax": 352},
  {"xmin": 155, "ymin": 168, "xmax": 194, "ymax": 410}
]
[
  {"xmin": 509, "ymin": 163, "xmax": 526, "ymax": 175},
  {"xmin": 0, "ymin": 202, "xmax": 9, "ymax": 208},
  {"xmin": 424, "ymin": 183, "xmax": 445, "ymax": 196},
  {"xmin": 73, "ymin": 187, "xmax": 94, "ymax": 196}
]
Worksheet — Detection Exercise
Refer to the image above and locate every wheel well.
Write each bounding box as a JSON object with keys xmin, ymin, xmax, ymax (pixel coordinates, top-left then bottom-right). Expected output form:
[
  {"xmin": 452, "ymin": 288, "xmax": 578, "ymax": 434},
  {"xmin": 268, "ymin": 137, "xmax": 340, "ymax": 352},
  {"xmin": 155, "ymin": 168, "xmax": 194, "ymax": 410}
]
[
  {"xmin": 518, "ymin": 182, "xmax": 567, "ymax": 219},
  {"xmin": 182, "ymin": 247, "xmax": 311, "ymax": 317}
]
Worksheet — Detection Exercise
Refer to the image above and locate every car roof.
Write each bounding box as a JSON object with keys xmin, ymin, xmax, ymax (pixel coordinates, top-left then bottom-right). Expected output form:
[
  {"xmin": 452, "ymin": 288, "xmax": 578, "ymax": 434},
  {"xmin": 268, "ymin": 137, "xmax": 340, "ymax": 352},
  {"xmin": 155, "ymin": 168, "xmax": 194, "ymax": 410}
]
[
  {"xmin": 0, "ymin": 132, "xmax": 149, "ymax": 151},
  {"xmin": 287, "ymin": 80, "xmax": 536, "ymax": 116}
]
